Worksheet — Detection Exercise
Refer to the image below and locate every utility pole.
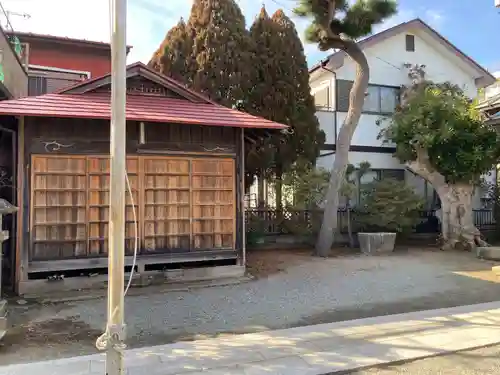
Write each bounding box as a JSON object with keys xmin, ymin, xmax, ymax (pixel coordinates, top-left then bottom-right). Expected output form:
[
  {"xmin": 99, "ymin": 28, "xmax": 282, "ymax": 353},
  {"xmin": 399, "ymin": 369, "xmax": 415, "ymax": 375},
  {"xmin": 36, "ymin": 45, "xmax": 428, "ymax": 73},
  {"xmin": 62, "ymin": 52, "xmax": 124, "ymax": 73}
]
[{"xmin": 106, "ymin": 0, "xmax": 127, "ymax": 373}]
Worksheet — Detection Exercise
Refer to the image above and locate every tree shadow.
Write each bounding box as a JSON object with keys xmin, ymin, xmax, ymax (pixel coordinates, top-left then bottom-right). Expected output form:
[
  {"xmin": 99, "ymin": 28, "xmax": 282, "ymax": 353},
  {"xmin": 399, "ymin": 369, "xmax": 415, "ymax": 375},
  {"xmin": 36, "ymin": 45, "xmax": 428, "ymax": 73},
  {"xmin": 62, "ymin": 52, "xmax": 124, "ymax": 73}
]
[{"xmin": 78, "ymin": 301, "xmax": 500, "ymax": 374}]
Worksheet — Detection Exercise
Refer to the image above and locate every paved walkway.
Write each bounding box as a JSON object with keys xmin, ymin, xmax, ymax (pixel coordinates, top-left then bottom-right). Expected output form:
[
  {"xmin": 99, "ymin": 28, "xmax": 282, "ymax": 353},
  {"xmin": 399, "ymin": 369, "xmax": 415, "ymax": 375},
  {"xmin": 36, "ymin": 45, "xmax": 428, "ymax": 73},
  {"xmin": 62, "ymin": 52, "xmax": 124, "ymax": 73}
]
[{"xmin": 2, "ymin": 302, "xmax": 500, "ymax": 375}]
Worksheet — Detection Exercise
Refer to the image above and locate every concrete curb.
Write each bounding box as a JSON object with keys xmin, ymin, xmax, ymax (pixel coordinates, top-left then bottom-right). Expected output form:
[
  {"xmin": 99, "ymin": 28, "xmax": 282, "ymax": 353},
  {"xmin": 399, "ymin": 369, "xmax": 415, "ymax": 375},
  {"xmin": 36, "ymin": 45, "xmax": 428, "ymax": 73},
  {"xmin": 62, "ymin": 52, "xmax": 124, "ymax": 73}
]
[
  {"xmin": 2, "ymin": 301, "xmax": 500, "ymax": 375},
  {"xmin": 323, "ymin": 342, "xmax": 500, "ymax": 374}
]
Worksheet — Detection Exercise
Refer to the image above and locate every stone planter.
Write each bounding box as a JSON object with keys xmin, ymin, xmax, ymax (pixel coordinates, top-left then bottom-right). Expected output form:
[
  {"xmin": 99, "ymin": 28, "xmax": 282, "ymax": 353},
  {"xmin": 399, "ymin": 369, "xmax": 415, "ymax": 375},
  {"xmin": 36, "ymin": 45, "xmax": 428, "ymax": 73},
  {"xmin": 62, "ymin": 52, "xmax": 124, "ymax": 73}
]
[
  {"xmin": 477, "ymin": 247, "xmax": 500, "ymax": 261},
  {"xmin": 358, "ymin": 232, "xmax": 397, "ymax": 255}
]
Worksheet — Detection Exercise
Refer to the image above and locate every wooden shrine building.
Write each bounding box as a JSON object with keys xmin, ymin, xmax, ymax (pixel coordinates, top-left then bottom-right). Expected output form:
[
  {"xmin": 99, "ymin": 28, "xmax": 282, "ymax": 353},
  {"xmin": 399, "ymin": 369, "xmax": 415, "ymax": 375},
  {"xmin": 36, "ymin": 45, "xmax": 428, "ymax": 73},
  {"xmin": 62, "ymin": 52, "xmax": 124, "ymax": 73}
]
[{"xmin": 0, "ymin": 62, "xmax": 286, "ymax": 295}]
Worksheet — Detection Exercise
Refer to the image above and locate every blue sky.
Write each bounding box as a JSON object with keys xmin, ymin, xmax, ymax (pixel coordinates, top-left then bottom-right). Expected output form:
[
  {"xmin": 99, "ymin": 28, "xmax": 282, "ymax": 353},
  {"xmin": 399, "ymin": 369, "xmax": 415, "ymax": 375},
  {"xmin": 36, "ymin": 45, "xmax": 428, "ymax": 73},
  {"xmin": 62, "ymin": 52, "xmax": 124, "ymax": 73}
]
[{"xmin": 4, "ymin": 0, "xmax": 499, "ymax": 72}]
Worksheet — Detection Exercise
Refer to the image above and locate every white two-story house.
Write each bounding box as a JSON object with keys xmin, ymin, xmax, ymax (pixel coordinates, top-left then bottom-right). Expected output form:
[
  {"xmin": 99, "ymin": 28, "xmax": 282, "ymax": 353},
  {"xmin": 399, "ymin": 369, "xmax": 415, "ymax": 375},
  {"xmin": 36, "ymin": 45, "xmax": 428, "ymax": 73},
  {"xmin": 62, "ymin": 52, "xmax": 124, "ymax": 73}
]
[{"xmin": 310, "ymin": 18, "xmax": 497, "ymax": 209}]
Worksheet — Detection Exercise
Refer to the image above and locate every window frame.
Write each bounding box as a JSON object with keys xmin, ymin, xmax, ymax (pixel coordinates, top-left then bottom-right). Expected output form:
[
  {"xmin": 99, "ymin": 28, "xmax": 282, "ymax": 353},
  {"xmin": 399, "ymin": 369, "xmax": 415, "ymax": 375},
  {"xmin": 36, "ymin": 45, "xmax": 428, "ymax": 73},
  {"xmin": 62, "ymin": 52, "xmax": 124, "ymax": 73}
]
[
  {"xmin": 362, "ymin": 84, "xmax": 400, "ymax": 115},
  {"xmin": 312, "ymin": 84, "xmax": 331, "ymax": 110},
  {"xmin": 405, "ymin": 34, "xmax": 415, "ymax": 52},
  {"xmin": 336, "ymin": 80, "xmax": 399, "ymax": 114}
]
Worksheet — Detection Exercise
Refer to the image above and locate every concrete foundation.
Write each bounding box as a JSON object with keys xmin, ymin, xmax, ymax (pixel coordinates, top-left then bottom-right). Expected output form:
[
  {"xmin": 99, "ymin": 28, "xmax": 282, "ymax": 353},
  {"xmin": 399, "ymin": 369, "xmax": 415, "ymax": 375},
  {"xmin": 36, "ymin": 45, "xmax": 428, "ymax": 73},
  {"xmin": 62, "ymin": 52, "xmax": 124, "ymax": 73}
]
[
  {"xmin": 0, "ymin": 299, "xmax": 6, "ymax": 341},
  {"xmin": 19, "ymin": 265, "xmax": 246, "ymax": 297},
  {"xmin": 358, "ymin": 233, "xmax": 397, "ymax": 255},
  {"xmin": 477, "ymin": 247, "xmax": 500, "ymax": 261}
]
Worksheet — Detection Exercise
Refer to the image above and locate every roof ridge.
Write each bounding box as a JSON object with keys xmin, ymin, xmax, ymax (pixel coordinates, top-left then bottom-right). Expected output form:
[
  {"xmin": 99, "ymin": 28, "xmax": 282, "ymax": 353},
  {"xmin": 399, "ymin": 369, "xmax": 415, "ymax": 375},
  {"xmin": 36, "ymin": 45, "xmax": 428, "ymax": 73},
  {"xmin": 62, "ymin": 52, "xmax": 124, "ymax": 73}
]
[{"xmin": 0, "ymin": 92, "xmax": 287, "ymax": 130}]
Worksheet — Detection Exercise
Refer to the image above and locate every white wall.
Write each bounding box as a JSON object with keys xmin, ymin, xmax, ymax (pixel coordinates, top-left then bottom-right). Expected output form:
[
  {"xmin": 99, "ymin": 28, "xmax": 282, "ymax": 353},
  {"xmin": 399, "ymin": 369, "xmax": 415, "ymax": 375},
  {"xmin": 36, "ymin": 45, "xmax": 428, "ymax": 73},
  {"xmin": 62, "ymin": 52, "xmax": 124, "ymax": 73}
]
[
  {"xmin": 315, "ymin": 110, "xmax": 336, "ymax": 144},
  {"xmin": 335, "ymin": 30, "xmax": 479, "ymax": 97},
  {"xmin": 484, "ymin": 71, "xmax": 500, "ymax": 100},
  {"xmin": 309, "ymin": 26, "xmax": 489, "ymax": 211},
  {"xmin": 316, "ymin": 150, "xmax": 403, "ymax": 171},
  {"xmin": 336, "ymin": 112, "xmax": 396, "ymax": 147}
]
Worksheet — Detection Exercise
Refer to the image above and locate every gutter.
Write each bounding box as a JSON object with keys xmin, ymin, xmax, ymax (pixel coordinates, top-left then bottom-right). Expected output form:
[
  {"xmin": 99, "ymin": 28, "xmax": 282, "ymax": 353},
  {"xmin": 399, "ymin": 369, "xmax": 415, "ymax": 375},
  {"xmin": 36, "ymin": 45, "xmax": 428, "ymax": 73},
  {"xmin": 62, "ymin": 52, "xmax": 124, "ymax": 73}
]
[{"xmin": 318, "ymin": 58, "xmax": 338, "ymax": 142}]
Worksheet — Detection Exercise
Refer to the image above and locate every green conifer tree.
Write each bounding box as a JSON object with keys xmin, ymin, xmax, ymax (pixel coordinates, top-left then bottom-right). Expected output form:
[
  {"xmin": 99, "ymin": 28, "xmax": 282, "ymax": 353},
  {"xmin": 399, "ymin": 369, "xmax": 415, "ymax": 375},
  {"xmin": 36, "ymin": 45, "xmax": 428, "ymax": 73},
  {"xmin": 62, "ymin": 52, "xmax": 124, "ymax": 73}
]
[
  {"xmin": 148, "ymin": 18, "xmax": 193, "ymax": 85},
  {"xmin": 187, "ymin": 0, "xmax": 252, "ymax": 108},
  {"xmin": 267, "ymin": 10, "xmax": 324, "ymax": 209},
  {"xmin": 244, "ymin": 6, "xmax": 279, "ymax": 200}
]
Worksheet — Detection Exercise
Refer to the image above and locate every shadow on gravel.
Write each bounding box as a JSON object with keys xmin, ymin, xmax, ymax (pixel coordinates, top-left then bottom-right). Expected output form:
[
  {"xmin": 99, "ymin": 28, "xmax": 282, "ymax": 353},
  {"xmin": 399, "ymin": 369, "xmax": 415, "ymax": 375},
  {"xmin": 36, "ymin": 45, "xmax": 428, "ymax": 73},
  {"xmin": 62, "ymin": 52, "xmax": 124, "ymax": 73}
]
[{"xmin": 2, "ymin": 249, "xmax": 500, "ymax": 369}]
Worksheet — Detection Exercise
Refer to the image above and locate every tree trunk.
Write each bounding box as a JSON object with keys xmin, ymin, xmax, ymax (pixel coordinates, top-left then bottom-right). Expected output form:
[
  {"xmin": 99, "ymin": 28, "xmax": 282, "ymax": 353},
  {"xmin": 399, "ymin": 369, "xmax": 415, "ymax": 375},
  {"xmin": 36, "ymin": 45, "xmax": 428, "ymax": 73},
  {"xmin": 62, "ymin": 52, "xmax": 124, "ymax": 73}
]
[
  {"xmin": 275, "ymin": 167, "xmax": 283, "ymax": 211},
  {"xmin": 436, "ymin": 184, "xmax": 486, "ymax": 250},
  {"xmin": 347, "ymin": 205, "xmax": 355, "ymax": 248},
  {"xmin": 407, "ymin": 150, "xmax": 488, "ymax": 251},
  {"xmin": 315, "ymin": 41, "xmax": 370, "ymax": 256},
  {"xmin": 258, "ymin": 172, "xmax": 265, "ymax": 208}
]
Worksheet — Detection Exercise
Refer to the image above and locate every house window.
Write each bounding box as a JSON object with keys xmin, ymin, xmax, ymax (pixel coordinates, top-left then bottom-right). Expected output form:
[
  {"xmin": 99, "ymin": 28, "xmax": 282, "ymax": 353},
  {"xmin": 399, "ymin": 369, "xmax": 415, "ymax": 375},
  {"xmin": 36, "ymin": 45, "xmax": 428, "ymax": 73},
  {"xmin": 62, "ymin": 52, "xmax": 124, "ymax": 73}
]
[
  {"xmin": 28, "ymin": 76, "xmax": 47, "ymax": 96},
  {"xmin": 380, "ymin": 169, "xmax": 405, "ymax": 181},
  {"xmin": 364, "ymin": 85, "xmax": 399, "ymax": 114},
  {"xmin": 359, "ymin": 169, "xmax": 405, "ymax": 184},
  {"xmin": 405, "ymin": 34, "xmax": 415, "ymax": 52},
  {"xmin": 363, "ymin": 86, "xmax": 381, "ymax": 112},
  {"xmin": 337, "ymin": 80, "xmax": 399, "ymax": 113},
  {"xmin": 313, "ymin": 86, "xmax": 330, "ymax": 109},
  {"xmin": 380, "ymin": 86, "xmax": 399, "ymax": 113}
]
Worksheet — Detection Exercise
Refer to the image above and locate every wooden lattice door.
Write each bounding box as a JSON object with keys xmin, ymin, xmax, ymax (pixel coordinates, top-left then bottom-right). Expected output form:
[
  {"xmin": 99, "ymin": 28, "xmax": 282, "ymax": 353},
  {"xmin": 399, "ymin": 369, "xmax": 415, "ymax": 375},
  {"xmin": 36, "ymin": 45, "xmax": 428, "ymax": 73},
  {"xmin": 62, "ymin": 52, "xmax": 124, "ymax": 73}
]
[
  {"xmin": 191, "ymin": 159, "xmax": 235, "ymax": 250},
  {"xmin": 31, "ymin": 156, "xmax": 87, "ymax": 260},
  {"xmin": 31, "ymin": 155, "xmax": 236, "ymax": 259},
  {"xmin": 142, "ymin": 157, "xmax": 191, "ymax": 252},
  {"xmin": 87, "ymin": 156, "xmax": 139, "ymax": 256}
]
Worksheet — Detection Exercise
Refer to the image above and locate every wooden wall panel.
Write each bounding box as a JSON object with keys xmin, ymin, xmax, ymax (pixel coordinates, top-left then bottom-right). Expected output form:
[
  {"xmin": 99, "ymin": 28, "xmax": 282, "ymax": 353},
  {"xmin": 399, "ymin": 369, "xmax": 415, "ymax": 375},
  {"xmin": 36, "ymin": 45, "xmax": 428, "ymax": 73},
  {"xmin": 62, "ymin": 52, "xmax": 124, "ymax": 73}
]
[
  {"xmin": 191, "ymin": 159, "xmax": 235, "ymax": 250},
  {"xmin": 143, "ymin": 157, "xmax": 191, "ymax": 252},
  {"xmin": 30, "ymin": 154, "xmax": 236, "ymax": 259},
  {"xmin": 87, "ymin": 156, "xmax": 139, "ymax": 256},
  {"xmin": 31, "ymin": 156, "xmax": 87, "ymax": 260}
]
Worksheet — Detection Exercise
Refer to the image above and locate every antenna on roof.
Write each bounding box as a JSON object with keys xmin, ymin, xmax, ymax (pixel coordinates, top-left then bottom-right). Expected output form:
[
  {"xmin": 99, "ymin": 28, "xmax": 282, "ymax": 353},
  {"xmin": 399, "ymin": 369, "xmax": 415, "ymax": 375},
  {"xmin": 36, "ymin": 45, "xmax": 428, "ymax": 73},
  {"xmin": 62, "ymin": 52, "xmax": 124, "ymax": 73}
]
[
  {"xmin": 6, "ymin": 11, "xmax": 31, "ymax": 20},
  {"xmin": 0, "ymin": 6, "xmax": 31, "ymax": 32}
]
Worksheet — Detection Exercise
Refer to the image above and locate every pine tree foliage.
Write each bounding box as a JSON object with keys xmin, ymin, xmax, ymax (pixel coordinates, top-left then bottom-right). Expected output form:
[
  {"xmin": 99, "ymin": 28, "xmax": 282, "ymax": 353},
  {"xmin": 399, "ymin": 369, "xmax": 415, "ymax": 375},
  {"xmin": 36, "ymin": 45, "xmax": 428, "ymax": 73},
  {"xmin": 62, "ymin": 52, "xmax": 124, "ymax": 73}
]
[
  {"xmin": 148, "ymin": 18, "xmax": 192, "ymax": 84},
  {"xmin": 244, "ymin": 6, "xmax": 278, "ymax": 182},
  {"xmin": 150, "ymin": 3, "xmax": 323, "ymax": 196},
  {"xmin": 293, "ymin": 0, "xmax": 398, "ymax": 256},
  {"xmin": 187, "ymin": 0, "xmax": 252, "ymax": 108},
  {"xmin": 360, "ymin": 178, "xmax": 423, "ymax": 233},
  {"xmin": 245, "ymin": 7, "xmax": 324, "ymax": 188},
  {"xmin": 270, "ymin": 10, "xmax": 324, "ymax": 168},
  {"xmin": 294, "ymin": 0, "xmax": 397, "ymax": 48}
]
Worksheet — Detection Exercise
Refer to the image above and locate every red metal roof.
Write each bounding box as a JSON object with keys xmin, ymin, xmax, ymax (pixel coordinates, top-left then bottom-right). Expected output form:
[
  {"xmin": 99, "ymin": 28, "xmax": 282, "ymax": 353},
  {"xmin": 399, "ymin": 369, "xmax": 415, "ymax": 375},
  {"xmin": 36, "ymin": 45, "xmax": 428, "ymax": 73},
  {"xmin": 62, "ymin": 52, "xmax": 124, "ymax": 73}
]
[
  {"xmin": 0, "ymin": 93, "xmax": 287, "ymax": 130},
  {"xmin": 6, "ymin": 31, "xmax": 133, "ymax": 52}
]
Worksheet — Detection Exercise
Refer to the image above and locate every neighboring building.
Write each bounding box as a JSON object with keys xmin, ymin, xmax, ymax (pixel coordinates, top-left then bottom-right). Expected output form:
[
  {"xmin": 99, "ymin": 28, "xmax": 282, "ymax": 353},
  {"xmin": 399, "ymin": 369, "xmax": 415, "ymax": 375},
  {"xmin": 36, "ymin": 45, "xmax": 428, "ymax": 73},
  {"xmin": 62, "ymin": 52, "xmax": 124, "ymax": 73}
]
[
  {"xmin": 309, "ymin": 18, "xmax": 496, "ymax": 209},
  {"xmin": 0, "ymin": 24, "xmax": 28, "ymax": 336},
  {"xmin": 0, "ymin": 62, "xmax": 286, "ymax": 295},
  {"xmin": 483, "ymin": 71, "xmax": 500, "ymax": 100},
  {"xmin": 4, "ymin": 31, "xmax": 132, "ymax": 95},
  {"xmin": 0, "ymin": 28, "xmax": 27, "ymax": 99}
]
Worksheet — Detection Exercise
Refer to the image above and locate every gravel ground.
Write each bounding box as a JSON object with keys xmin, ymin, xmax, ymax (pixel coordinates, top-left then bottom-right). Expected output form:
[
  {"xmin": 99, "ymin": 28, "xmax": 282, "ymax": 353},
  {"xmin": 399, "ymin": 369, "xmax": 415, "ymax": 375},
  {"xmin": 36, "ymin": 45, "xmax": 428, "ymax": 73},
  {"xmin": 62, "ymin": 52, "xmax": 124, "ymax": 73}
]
[
  {"xmin": 348, "ymin": 344, "xmax": 500, "ymax": 374},
  {"xmin": 2, "ymin": 249, "xmax": 500, "ymax": 365}
]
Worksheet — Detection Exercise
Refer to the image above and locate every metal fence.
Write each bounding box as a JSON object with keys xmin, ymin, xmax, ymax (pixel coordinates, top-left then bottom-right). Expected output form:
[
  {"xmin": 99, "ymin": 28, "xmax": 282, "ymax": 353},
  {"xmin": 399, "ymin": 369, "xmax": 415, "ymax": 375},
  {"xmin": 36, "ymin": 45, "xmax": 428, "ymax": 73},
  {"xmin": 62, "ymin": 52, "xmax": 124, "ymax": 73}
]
[{"xmin": 245, "ymin": 208, "xmax": 495, "ymax": 236}]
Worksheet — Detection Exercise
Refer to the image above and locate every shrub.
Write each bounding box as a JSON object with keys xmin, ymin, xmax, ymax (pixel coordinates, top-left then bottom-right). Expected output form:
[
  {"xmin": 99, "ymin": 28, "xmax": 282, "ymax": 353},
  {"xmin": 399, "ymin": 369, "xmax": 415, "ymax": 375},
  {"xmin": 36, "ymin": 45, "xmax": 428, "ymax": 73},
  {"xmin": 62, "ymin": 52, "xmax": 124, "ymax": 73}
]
[{"xmin": 359, "ymin": 178, "xmax": 424, "ymax": 233}]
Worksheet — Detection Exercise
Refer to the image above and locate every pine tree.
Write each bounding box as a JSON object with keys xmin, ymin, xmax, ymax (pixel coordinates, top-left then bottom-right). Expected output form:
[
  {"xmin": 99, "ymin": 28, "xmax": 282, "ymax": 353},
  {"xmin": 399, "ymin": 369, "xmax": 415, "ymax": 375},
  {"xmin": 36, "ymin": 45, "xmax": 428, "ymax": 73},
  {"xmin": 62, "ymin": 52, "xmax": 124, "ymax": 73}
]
[
  {"xmin": 187, "ymin": 0, "xmax": 252, "ymax": 108},
  {"xmin": 148, "ymin": 18, "xmax": 193, "ymax": 85},
  {"xmin": 294, "ymin": 0, "xmax": 397, "ymax": 256}
]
